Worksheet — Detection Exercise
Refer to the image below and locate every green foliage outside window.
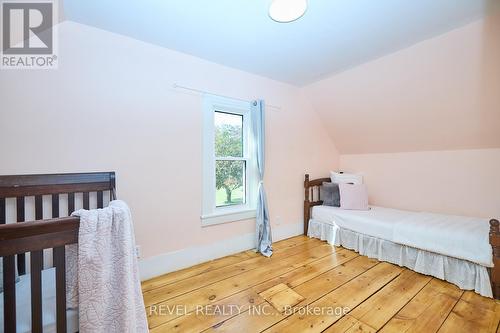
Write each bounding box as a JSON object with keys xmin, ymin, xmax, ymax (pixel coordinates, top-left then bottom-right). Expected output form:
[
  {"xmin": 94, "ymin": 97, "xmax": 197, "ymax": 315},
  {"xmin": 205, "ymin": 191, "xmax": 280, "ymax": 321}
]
[{"xmin": 215, "ymin": 115, "xmax": 245, "ymax": 206}]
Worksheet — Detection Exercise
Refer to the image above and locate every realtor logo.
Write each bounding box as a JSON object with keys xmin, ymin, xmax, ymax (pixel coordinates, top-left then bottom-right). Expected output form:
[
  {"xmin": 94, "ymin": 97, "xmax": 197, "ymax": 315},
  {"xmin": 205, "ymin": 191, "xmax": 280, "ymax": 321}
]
[{"xmin": 1, "ymin": 0, "xmax": 58, "ymax": 69}]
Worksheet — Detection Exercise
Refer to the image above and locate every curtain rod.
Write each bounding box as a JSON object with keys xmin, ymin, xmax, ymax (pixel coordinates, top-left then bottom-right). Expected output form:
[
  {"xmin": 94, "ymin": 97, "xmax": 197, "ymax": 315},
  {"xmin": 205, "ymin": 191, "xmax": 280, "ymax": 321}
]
[{"xmin": 172, "ymin": 83, "xmax": 282, "ymax": 111}]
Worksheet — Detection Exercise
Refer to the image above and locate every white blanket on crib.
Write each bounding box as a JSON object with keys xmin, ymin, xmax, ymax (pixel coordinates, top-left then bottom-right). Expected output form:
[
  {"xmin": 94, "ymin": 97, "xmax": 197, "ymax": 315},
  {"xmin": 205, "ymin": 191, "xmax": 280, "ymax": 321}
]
[{"xmin": 66, "ymin": 200, "xmax": 149, "ymax": 333}]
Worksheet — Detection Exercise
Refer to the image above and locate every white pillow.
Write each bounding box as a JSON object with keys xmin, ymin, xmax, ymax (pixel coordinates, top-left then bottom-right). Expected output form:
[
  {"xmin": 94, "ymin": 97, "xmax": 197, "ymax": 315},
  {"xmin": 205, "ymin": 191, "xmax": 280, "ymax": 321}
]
[{"xmin": 330, "ymin": 171, "xmax": 363, "ymax": 185}]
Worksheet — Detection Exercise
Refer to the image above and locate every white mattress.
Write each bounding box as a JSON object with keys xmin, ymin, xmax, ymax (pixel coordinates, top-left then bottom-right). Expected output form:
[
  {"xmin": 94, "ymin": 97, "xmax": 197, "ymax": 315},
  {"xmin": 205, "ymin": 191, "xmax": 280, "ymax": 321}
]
[
  {"xmin": 311, "ymin": 205, "xmax": 492, "ymax": 267},
  {"xmin": 0, "ymin": 268, "xmax": 78, "ymax": 333},
  {"xmin": 312, "ymin": 205, "xmax": 412, "ymax": 241}
]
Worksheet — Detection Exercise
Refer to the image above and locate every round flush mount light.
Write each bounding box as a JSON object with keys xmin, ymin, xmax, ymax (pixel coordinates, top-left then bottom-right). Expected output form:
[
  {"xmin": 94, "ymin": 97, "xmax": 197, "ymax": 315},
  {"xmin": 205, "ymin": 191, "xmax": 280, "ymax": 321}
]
[{"xmin": 269, "ymin": 0, "xmax": 308, "ymax": 23}]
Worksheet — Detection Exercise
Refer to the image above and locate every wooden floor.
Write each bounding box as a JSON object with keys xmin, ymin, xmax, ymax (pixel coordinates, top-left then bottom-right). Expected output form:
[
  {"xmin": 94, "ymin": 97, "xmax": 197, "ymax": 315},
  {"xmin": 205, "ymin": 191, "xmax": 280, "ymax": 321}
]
[{"xmin": 142, "ymin": 236, "xmax": 500, "ymax": 333}]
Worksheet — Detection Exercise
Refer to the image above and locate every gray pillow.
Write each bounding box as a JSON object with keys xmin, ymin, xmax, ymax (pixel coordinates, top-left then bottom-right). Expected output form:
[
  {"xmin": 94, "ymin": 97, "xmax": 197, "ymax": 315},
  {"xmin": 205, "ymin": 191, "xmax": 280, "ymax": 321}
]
[{"xmin": 320, "ymin": 182, "xmax": 340, "ymax": 207}]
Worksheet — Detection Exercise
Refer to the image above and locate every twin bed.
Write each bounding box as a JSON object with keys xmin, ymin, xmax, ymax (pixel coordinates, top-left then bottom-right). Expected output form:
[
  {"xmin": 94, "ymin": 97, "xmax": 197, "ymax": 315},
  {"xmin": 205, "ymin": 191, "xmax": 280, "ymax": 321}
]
[
  {"xmin": 0, "ymin": 172, "xmax": 116, "ymax": 333},
  {"xmin": 304, "ymin": 174, "xmax": 500, "ymax": 299}
]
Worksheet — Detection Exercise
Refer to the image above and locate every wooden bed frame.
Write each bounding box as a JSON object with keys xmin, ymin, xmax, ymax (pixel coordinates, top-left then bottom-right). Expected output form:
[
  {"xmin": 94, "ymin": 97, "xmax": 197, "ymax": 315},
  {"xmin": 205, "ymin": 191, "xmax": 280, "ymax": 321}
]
[
  {"xmin": 0, "ymin": 172, "xmax": 116, "ymax": 333},
  {"xmin": 303, "ymin": 173, "xmax": 500, "ymax": 300}
]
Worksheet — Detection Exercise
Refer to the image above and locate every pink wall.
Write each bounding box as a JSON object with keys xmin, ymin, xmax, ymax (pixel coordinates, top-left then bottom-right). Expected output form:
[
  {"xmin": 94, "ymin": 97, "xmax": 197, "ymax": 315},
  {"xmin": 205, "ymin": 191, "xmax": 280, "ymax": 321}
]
[
  {"xmin": 304, "ymin": 11, "xmax": 500, "ymax": 154},
  {"xmin": 0, "ymin": 22, "xmax": 339, "ymax": 260},
  {"xmin": 340, "ymin": 149, "xmax": 500, "ymax": 218},
  {"xmin": 303, "ymin": 12, "xmax": 500, "ymax": 219}
]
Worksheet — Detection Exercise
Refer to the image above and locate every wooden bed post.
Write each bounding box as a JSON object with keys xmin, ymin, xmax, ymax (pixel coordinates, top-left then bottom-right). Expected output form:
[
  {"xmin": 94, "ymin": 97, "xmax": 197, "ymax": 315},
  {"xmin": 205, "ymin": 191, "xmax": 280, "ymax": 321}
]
[
  {"xmin": 304, "ymin": 174, "xmax": 310, "ymax": 236},
  {"xmin": 303, "ymin": 174, "xmax": 330, "ymax": 236},
  {"xmin": 490, "ymin": 219, "xmax": 500, "ymax": 299}
]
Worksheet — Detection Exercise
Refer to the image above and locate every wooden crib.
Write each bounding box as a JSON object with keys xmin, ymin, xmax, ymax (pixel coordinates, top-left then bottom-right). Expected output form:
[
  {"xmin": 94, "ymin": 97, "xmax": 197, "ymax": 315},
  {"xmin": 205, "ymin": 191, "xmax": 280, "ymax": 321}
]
[{"xmin": 0, "ymin": 172, "xmax": 116, "ymax": 333}]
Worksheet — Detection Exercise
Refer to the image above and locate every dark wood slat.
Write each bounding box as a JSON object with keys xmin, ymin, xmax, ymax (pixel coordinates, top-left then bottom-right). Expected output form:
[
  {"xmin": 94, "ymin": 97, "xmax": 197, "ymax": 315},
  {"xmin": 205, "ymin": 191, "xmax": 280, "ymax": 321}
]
[
  {"xmin": 31, "ymin": 200, "xmax": 44, "ymax": 330},
  {"xmin": 83, "ymin": 192, "xmax": 90, "ymax": 210},
  {"xmin": 0, "ymin": 230, "xmax": 78, "ymax": 257},
  {"xmin": 68, "ymin": 193, "xmax": 75, "ymax": 215},
  {"xmin": 35, "ymin": 195, "xmax": 43, "ymax": 220},
  {"xmin": 30, "ymin": 250, "xmax": 43, "ymax": 333},
  {"xmin": 97, "ymin": 191, "xmax": 104, "ymax": 209},
  {"xmin": 0, "ymin": 216, "xmax": 80, "ymax": 240},
  {"xmin": 54, "ymin": 246, "xmax": 68, "ymax": 333},
  {"xmin": 0, "ymin": 182, "xmax": 113, "ymax": 198},
  {"xmin": 0, "ymin": 217, "xmax": 80, "ymax": 241},
  {"xmin": 52, "ymin": 194, "xmax": 60, "ymax": 218},
  {"xmin": 0, "ymin": 172, "xmax": 115, "ymax": 198},
  {"xmin": 0, "ymin": 217, "xmax": 79, "ymax": 256},
  {"xmin": 51, "ymin": 193, "xmax": 61, "ymax": 288},
  {"xmin": 0, "ymin": 197, "xmax": 5, "ymax": 224},
  {"xmin": 16, "ymin": 197, "xmax": 25, "ymax": 221},
  {"xmin": 110, "ymin": 173, "xmax": 116, "ymax": 200},
  {"xmin": 30, "ymin": 195, "xmax": 43, "ymax": 333},
  {"xmin": 490, "ymin": 219, "xmax": 500, "ymax": 299},
  {"xmin": 17, "ymin": 196, "xmax": 26, "ymax": 275},
  {"xmin": 3, "ymin": 255, "xmax": 16, "ymax": 333},
  {"xmin": 0, "ymin": 172, "xmax": 113, "ymax": 187}
]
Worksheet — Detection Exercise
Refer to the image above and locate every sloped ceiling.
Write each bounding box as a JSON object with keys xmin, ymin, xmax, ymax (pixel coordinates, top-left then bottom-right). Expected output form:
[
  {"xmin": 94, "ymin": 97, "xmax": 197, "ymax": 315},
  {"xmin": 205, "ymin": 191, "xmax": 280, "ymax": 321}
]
[
  {"xmin": 63, "ymin": 0, "xmax": 497, "ymax": 86},
  {"xmin": 63, "ymin": 0, "xmax": 500, "ymax": 154},
  {"xmin": 304, "ymin": 10, "xmax": 500, "ymax": 154}
]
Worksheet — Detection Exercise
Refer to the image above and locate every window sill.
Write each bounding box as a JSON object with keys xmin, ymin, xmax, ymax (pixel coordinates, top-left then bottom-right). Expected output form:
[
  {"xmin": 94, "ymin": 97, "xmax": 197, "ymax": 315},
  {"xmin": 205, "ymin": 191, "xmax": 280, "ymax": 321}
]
[{"xmin": 201, "ymin": 208, "xmax": 256, "ymax": 227}]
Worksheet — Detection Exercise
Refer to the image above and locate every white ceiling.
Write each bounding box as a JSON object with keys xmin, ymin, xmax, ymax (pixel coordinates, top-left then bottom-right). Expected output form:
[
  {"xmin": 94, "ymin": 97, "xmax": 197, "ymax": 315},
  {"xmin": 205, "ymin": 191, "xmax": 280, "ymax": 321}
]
[{"xmin": 64, "ymin": 0, "xmax": 497, "ymax": 86}]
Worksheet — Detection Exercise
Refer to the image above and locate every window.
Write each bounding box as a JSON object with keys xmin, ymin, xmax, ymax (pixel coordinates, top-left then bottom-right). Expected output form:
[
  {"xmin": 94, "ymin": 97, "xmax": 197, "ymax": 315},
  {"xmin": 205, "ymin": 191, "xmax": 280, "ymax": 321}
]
[
  {"xmin": 202, "ymin": 95, "xmax": 257, "ymax": 226},
  {"xmin": 215, "ymin": 112, "xmax": 246, "ymax": 207}
]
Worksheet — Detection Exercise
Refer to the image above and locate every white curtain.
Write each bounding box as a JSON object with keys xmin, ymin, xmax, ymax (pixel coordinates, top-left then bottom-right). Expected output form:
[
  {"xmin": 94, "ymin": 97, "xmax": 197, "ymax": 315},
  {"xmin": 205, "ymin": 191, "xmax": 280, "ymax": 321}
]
[{"xmin": 252, "ymin": 100, "xmax": 273, "ymax": 257}]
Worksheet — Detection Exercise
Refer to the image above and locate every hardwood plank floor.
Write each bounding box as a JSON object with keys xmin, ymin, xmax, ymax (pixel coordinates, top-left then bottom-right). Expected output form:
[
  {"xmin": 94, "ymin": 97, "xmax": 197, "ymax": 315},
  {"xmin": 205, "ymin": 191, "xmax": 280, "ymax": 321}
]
[{"xmin": 142, "ymin": 236, "xmax": 500, "ymax": 333}]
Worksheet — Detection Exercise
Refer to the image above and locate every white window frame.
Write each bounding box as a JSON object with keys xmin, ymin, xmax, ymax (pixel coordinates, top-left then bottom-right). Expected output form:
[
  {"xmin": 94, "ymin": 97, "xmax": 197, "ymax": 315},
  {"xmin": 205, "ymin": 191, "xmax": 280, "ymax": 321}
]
[{"xmin": 201, "ymin": 95, "xmax": 258, "ymax": 226}]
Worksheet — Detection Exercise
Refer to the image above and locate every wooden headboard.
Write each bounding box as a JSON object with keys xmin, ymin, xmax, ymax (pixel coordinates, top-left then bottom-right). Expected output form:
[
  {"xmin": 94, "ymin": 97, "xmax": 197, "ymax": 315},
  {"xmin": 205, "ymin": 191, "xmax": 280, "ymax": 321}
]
[
  {"xmin": 0, "ymin": 172, "xmax": 116, "ymax": 333},
  {"xmin": 303, "ymin": 174, "xmax": 330, "ymax": 235}
]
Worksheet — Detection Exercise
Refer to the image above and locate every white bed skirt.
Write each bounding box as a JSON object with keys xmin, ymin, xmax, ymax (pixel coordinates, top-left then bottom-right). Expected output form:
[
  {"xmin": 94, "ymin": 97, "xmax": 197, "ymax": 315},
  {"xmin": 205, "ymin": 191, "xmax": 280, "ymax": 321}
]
[{"xmin": 308, "ymin": 219, "xmax": 492, "ymax": 298}]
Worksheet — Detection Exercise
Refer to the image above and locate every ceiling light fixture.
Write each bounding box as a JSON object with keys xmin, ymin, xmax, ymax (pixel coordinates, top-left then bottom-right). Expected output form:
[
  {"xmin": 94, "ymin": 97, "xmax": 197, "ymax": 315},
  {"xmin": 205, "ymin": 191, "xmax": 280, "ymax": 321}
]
[{"xmin": 269, "ymin": 0, "xmax": 308, "ymax": 23}]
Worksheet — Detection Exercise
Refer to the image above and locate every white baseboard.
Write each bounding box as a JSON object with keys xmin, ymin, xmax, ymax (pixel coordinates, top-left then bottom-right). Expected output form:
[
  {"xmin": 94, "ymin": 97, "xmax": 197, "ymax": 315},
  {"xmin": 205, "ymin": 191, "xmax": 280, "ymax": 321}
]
[
  {"xmin": 139, "ymin": 222, "xmax": 303, "ymax": 281},
  {"xmin": 272, "ymin": 221, "xmax": 304, "ymax": 241}
]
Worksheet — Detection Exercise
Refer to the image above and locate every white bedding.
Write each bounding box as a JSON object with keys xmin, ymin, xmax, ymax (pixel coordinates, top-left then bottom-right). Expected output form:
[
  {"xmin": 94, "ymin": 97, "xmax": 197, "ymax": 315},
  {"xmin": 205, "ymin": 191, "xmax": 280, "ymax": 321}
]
[
  {"xmin": 312, "ymin": 205, "xmax": 492, "ymax": 267},
  {"xmin": 0, "ymin": 268, "xmax": 78, "ymax": 333},
  {"xmin": 393, "ymin": 212, "xmax": 492, "ymax": 267},
  {"xmin": 312, "ymin": 206, "xmax": 414, "ymax": 241}
]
